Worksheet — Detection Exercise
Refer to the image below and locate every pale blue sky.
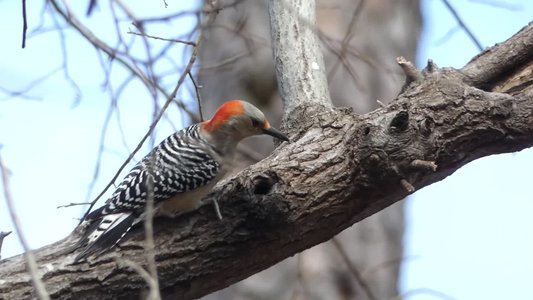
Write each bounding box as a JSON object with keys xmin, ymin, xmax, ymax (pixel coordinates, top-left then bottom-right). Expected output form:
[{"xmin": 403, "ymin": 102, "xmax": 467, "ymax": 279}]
[
  {"xmin": 1, "ymin": 1, "xmax": 532, "ymax": 299},
  {"xmin": 404, "ymin": 1, "xmax": 533, "ymax": 299}
]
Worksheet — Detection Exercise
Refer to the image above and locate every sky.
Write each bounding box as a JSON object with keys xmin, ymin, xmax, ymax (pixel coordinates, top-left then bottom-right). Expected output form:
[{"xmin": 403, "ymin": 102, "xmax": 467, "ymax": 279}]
[
  {"xmin": 403, "ymin": 1, "xmax": 533, "ymax": 299},
  {"xmin": 0, "ymin": 0, "xmax": 532, "ymax": 299}
]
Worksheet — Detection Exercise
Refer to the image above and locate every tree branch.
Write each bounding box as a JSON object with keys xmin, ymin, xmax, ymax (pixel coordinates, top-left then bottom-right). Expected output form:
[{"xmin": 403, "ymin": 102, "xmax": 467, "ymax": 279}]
[
  {"xmin": 269, "ymin": 0, "xmax": 332, "ymax": 111},
  {"xmin": 0, "ymin": 153, "xmax": 50, "ymax": 299},
  {"xmin": 1, "ymin": 12, "xmax": 532, "ymax": 300},
  {"xmin": 462, "ymin": 22, "xmax": 533, "ymax": 92},
  {"xmin": 0, "ymin": 231, "xmax": 12, "ymax": 260}
]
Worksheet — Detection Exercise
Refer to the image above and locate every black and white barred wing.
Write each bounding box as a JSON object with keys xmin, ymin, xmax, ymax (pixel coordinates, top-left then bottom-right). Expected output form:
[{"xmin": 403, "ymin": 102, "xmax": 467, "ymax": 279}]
[{"xmin": 74, "ymin": 126, "xmax": 221, "ymax": 262}]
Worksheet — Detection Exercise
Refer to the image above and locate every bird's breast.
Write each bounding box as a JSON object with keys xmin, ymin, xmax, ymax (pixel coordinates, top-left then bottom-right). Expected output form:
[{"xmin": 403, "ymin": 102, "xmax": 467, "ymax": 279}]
[{"xmin": 155, "ymin": 173, "xmax": 224, "ymax": 217}]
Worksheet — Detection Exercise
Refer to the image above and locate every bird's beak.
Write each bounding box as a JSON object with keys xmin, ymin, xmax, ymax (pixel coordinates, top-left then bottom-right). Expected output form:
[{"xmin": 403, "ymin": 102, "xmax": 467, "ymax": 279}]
[{"xmin": 262, "ymin": 126, "xmax": 290, "ymax": 142}]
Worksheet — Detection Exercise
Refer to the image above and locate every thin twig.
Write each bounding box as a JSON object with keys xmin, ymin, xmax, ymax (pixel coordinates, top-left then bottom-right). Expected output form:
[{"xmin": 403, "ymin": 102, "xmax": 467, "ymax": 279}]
[
  {"xmin": 110, "ymin": 75, "xmax": 137, "ymax": 154},
  {"xmin": 128, "ymin": 31, "xmax": 197, "ymax": 46},
  {"xmin": 136, "ymin": 0, "xmax": 244, "ymax": 24},
  {"xmin": 326, "ymin": 0, "xmax": 365, "ymax": 81},
  {"xmin": 0, "ymin": 152, "xmax": 50, "ymax": 300},
  {"xmin": 362, "ymin": 255, "xmax": 420, "ymax": 279},
  {"xmin": 188, "ymin": 71, "xmax": 204, "ymax": 121},
  {"xmin": 441, "ymin": 0, "xmax": 483, "ymax": 51},
  {"xmin": 0, "ymin": 231, "xmax": 12, "ymax": 260},
  {"xmin": 86, "ymin": 0, "xmax": 98, "ymax": 16},
  {"xmin": 0, "ymin": 67, "xmax": 61, "ymax": 101},
  {"xmin": 289, "ymin": 254, "xmax": 307, "ymax": 300},
  {"xmin": 411, "ymin": 159, "xmax": 438, "ymax": 172},
  {"xmin": 144, "ymin": 159, "xmax": 161, "ymax": 300},
  {"xmin": 114, "ymin": 0, "xmax": 159, "ymax": 104},
  {"xmin": 469, "ymin": 0, "xmax": 521, "ymax": 10},
  {"xmin": 83, "ymin": 100, "xmax": 116, "ymax": 209},
  {"xmin": 136, "ymin": 12, "xmax": 179, "ymax": 278},
  {"xmin": 21, "ymin": 0, "xmax": 28, "ymax": 48},
  {"xmin": 49, "ymin": 0, "xmax": 193, "ymax": 115},
  {"xmin": 47, "ymin": 6, "xmax": 82, "ymax": 105},
  {"xmin": 116, "ymin": 258, "xmax": 161, "ymax": 300},
  {"xmin": 400, "ymin": 179, "xmax": 416, "ymax": 193},
  {"xmin": 199, "ymin": 51, "xmax": 250, "ymax": 71},
  {"xmin": 56, "ymin": 202, "xmax": 92, "ymax": 209},
  {"xmin": 397, "ymin": 56, "xmax": 422, "ymax": 84},
  {"xmin": 331, "ymin": 237, "xmax": 376, "ymax": 300}
]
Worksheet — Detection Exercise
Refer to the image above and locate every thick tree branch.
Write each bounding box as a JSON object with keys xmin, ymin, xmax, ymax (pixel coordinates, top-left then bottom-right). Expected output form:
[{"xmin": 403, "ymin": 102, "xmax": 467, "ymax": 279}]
[
  {"xmin": 1, "ymin": 13, "xmax": 532, "ymax": 300},
  {"xmin": 269, "ymin": 0, "xmax": 332, "ymax": 111},
  {"xmin": 462, "ymin": 22, "xmax": 533, "ymax": 93}
]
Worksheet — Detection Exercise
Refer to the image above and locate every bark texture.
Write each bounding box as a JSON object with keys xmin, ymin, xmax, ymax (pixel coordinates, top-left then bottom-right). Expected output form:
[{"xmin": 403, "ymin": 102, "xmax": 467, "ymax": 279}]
[
  {"xmin": 199, "ymin": 1, "xmax": 421, "ymax": 298},
  {"xmin": 0, "ymin": 22, "xmax": 532, "ymax": 300}
]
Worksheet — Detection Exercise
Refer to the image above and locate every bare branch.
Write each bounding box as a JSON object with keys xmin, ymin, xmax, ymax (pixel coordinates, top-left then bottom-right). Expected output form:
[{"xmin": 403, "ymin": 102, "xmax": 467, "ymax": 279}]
[
  {"xmin": 462, "ymin": 23, "xmax": 533, "ymax": 92},
  {"xmin": 21, "ymin": 0, "xmax": 28, "ymax": 48},
  {"xmin": 469, "ymin": 0, "xmax": 522, "ymax": 10},
  {"xmin": 0, "ymin": 67, "xmax": 61, "ymax": 101},
  {"xmin": 86, "ymin": 0, "xmax": 97, "ymax": 16},
  {"xmin": 0, "ymin": 231, "xmax": 12, "ymax": 260},
  {"xmin": 397, "ymin": 56, "xmax": 422, "ymax": 84},
  {"xmin": 441, "ymin": 0, "xmax": 483, "ymax": 51},
  {"xmin": 269, "ymin": 0, "xmax": 332, "ymax": 111},
  {"xmin": 325, "ymin": 0, "xmax": 366, "ymax": 84},
  {"xmin": 83, "ymin": 100, "xmax": 116, "ymax": 210},
  {"xmin": 56, "ymin": 202, "xmax": 92, "ymax": 209},
  {"xmin": 400, "ymin": 179, "xmax": 416, "ymax": 193},
  {"xmin": 188, "ymin": 71, "xmax": 204, "ymax": 121},
  {"xmin": 0, "ymin": 152, "xmax": 50, "ymax": 300},
  {"xmin": 127, "ymin": 31, "xmax": 197, "ymax": 46},
  {"xmin": 116, "ymin": 258, "xmax": 160, "ymax": 300},
  {"xmin": 49, "ymin": 0, "xmax": 176, "ymax": 105},
  {"xmin": 331, "ymin": 238, "xmax": 376, "ymax": 300},
  {"xmin": 136, "ymin": 0, "xmax": 245, "ymax": 24},
  {"xmin": 47, "ymin": 7, "xmax": 82, "ymax": 105},
  {"xmin": 144, "ymin": 160, "xmax": 161, "ymax": 300},
  {"xmin": 411, "ymin": 160, "xmax": 438, "ymax": 172}
]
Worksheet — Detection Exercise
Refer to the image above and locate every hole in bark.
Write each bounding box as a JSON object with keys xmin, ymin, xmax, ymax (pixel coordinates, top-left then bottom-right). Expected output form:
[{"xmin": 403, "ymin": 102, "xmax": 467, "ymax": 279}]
[
  {"xmin": 362, "ymin": 126, "xmax": 371, "ymax": 136},
  {"xmin": 390, "ymin": 111, "xmax": 409, "ymax": 132},
  {"xmin": 253, "ymin": 176, "xmax": 274, "ymax": 195},
  {"xmin": 244, "ymin": 194, "xmax": 289, "ymax": 229},
  {"xmin": 419, "ymin": 117, "xmax": 435, "ymax": 136}
]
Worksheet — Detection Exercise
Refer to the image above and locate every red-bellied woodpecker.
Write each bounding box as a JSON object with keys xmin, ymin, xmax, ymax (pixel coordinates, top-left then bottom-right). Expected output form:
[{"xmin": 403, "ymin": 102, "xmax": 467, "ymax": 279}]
[{"xmin": 73, "ymin": 100, "xmax": 288, "ymax": 262}]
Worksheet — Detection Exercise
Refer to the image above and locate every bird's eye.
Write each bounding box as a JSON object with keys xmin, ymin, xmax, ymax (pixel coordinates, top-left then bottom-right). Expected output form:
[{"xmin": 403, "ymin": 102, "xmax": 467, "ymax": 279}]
[{"xmin": 251, "ymin": 118, "xmax": 261, "ymax": 128}]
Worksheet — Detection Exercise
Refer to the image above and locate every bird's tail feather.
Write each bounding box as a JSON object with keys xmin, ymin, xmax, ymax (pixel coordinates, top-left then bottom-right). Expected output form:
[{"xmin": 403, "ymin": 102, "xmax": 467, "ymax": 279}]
[{"xmin": 73, "ymin": 212, "xmax": 138, "ymax": 263}]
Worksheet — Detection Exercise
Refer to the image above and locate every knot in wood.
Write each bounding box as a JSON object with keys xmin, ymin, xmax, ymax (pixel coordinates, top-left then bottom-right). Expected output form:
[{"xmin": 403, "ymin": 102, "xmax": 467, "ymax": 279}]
[
  {"xmin": 252, "ymin": 174, "xmax": 275, "ymax": 195},
  {"xmin": 389, "ymin": 111, "xmax": 409, "ymax": 132}
]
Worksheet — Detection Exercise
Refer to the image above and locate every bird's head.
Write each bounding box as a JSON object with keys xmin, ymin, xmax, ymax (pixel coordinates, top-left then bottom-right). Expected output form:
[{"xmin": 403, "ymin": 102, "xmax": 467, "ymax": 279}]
[{"xmin": 201, "ymin": 100, "xmax": 289, "ymax": 149}]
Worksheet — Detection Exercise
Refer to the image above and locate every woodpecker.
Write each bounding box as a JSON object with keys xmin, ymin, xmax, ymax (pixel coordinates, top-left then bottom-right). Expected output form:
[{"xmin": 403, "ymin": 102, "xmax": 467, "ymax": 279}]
[{"xmin": 73, "ymin": 100, "xmax": 288, "ymax": 262}]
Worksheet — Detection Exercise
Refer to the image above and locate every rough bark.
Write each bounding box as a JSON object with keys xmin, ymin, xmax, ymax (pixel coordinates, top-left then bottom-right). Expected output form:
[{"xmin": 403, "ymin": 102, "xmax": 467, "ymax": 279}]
[
  {"xmin": 268, "ymin": 0, "xmax": 331, "ymax": 109},
  {"xmin": 199, "ymin": 1, "xmax": 420, "ymax": 298},
  {"xmin": 0, "ymin": 21, "xmax": 532, "ymax": 299}
]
